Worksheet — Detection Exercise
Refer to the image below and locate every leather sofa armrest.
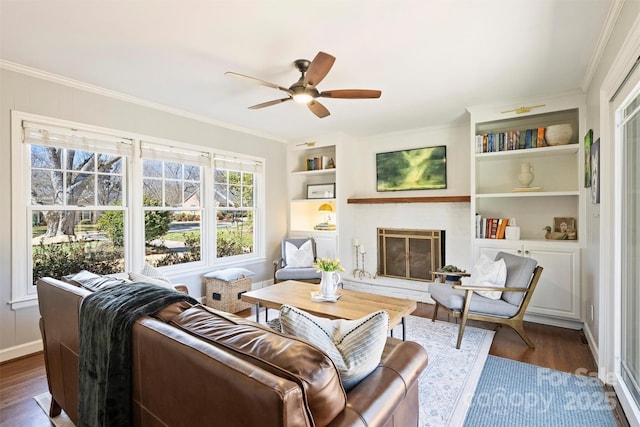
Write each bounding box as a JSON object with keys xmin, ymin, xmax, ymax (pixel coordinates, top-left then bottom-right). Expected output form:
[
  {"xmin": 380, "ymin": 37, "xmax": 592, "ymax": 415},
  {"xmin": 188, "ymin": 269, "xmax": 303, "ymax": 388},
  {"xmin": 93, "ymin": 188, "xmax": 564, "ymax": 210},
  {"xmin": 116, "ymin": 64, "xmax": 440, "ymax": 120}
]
[
  {"xmin": 327, "ymin": 341, "xmax": 428, "ymax": 427},
  {"xmin": 173, "ymin": 284, "xmax": 189, "ymax": 294}
]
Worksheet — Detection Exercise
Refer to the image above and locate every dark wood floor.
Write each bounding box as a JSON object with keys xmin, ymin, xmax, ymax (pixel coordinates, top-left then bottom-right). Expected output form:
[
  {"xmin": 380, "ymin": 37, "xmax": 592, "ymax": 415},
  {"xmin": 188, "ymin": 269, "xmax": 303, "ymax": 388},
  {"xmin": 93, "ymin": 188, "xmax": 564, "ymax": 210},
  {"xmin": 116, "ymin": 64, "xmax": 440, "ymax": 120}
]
[{"xmin": 0, "ymin": 303, "xmax": 609, "ymax": 426}]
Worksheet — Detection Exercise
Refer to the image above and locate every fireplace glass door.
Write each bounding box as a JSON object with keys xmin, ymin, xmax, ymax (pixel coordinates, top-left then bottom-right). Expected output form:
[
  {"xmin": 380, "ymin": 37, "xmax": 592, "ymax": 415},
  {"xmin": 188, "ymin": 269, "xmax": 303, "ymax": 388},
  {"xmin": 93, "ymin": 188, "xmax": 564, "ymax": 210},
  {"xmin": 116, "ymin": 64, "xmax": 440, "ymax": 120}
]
[{"xmin": 377, "ymin": 228, "xmax": 444, "ymax": 281}]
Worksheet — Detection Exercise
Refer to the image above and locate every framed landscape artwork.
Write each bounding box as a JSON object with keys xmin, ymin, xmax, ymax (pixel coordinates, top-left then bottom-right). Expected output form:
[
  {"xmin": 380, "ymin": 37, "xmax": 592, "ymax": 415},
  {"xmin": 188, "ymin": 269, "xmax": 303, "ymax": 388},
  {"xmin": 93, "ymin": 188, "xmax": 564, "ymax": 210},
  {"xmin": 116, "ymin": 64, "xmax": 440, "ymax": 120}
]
[{"xmin": 376, "ymin": 146, "xmax": 447, "ymax": 192}]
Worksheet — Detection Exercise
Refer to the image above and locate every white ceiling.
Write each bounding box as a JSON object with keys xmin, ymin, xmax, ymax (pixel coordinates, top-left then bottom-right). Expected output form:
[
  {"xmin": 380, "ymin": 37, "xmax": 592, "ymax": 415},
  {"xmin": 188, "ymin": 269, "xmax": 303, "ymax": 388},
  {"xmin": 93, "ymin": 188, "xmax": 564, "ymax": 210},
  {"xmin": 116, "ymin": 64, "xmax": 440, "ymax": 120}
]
[{"xmin": 0, "ymin": 0, "xmax": 613, "ymax": 142}]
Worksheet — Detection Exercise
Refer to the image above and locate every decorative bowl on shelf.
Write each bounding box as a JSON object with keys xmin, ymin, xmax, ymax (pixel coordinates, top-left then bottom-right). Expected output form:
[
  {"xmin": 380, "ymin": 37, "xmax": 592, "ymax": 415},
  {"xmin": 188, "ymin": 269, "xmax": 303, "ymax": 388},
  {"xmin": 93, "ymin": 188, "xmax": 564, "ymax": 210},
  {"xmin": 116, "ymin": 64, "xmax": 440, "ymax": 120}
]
[{"xmin": 545, "ymin": 124, "xmax": 573, "ymax": 146}]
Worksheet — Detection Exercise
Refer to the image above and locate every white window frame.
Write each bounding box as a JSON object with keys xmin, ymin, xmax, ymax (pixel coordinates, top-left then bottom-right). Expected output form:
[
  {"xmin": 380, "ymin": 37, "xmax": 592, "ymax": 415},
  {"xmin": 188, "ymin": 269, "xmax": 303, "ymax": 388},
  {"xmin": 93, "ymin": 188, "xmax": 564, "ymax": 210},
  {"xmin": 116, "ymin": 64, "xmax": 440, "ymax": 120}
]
[
  {"xmin": 10, "ymin": 111, "xmax": 266, "ymax": 309},
  {"xmin": 139, "ymin": 140, "xmax": 208, "ymax": 271},
  {"xmin": 211, "ymin": 166, "xmax": 259, "ymax": 262}
]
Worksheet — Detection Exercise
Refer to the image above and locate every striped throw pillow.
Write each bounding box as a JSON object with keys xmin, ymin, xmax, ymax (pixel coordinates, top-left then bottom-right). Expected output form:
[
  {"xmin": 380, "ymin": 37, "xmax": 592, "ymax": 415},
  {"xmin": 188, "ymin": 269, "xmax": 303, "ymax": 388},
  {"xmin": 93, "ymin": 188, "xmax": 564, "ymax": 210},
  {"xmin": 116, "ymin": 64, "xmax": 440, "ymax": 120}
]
[{"xmin": 279, "ymin": 304, "xmax": 389, "ymax": 391}]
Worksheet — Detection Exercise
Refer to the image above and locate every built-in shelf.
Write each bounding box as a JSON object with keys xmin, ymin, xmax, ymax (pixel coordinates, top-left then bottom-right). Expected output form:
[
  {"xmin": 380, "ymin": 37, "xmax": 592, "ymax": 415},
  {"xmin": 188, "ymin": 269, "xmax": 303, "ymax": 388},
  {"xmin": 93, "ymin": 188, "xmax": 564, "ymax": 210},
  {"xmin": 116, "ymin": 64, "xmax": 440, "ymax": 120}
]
[
  {"xmin": 291, "ymin": 169, "xmax": 336, "ymax": 176},
  {"xmin": 476, "ymin": 191, "xmax": 579, "ymax": 198},
  {"xmin": 347, "ymin": 196, "xmax": 470, "ymax": 204}
]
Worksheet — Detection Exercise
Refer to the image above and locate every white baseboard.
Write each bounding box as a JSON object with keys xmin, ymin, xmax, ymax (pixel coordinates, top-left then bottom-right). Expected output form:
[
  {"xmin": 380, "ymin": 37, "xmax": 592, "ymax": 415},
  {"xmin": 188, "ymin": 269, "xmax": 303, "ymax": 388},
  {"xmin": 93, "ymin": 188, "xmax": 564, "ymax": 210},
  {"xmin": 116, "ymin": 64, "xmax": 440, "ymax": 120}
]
[
  {"xmin": 0, "ymin": 339, "xmax": 43, "ymax": 363},
  {"xmin": 582, "ymin": 322, "xmax": 599, "ymax": 364},
  {"xmin": 523, "ymin": 313, "xmax": 583, "ymax": 330},
  {"xmin": 251, "ymin": 279, "xmax": 272, "ymax": 290}
]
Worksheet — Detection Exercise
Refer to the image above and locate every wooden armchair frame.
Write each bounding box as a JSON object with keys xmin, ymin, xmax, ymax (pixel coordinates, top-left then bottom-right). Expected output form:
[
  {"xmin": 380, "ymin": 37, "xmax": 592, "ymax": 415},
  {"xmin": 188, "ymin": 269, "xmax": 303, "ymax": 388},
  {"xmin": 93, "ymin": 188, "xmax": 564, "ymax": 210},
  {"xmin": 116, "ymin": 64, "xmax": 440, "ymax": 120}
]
[{"xmin": 432, "ymin": 266, "xmax": 543, "ymax": 349}]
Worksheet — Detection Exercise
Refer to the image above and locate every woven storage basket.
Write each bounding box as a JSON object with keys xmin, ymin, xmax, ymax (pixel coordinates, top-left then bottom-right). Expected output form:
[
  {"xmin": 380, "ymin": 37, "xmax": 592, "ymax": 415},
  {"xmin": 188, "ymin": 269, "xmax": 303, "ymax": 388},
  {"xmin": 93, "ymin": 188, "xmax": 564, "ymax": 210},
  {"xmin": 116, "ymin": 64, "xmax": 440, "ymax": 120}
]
[{"xmin": 204, "ymin": 276, "xmax": 252, "ymax": 313}]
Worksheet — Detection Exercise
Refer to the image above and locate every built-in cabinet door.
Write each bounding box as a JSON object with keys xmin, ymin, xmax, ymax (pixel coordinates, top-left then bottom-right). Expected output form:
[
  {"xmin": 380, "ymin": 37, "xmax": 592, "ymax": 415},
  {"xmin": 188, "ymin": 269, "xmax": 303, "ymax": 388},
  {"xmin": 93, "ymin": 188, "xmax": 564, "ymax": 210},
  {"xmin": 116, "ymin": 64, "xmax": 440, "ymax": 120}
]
[
  {"xmin": 476, "ymin": 242, "xmax": 580, "ymax": 320},
  {"xmin": 525, "ymin": 246, "xmax": 580, "ymax": 320}
]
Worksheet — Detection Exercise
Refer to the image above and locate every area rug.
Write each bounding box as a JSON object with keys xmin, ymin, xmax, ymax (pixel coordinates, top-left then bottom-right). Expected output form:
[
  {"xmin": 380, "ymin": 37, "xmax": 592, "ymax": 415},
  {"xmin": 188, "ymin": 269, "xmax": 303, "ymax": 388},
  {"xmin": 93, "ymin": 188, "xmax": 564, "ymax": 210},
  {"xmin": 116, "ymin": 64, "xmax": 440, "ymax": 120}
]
[
  {"xmin": 463, "ymin": 355, "xmax": 618, "ymax": 426},
  {"xmin": 254, "ymin": 310, "xmax": 494, "ymax": 427},
  {"xmin": 34, "ymin": 392, "xmax": 74, "ymax": 427},
  {"xmin": 394, "ymin": 316, "xmax": 494, "ymax": 426}
]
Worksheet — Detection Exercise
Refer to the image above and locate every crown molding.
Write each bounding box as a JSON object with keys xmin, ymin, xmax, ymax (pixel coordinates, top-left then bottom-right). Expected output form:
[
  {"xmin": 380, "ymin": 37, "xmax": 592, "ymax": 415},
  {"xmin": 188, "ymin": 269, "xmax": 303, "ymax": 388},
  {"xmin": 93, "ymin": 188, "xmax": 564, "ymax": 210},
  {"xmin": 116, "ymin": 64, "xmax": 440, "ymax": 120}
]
[
  {"xmin": 581, "ymin": 0, "xmax": 626, "ymax": 92},
  {"xmin": 0, "ymin": 60, "xmax": 287, "ymax": 143}
]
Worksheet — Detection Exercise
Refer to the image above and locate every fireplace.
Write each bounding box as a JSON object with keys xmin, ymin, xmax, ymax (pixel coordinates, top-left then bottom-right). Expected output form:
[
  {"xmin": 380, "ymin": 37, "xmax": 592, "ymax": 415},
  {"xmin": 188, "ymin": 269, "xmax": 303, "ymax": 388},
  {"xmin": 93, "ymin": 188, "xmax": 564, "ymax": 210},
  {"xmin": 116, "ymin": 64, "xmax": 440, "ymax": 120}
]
[{"xmin": 377, "ymin": 228, "xmax": 445, "ymax": 282}]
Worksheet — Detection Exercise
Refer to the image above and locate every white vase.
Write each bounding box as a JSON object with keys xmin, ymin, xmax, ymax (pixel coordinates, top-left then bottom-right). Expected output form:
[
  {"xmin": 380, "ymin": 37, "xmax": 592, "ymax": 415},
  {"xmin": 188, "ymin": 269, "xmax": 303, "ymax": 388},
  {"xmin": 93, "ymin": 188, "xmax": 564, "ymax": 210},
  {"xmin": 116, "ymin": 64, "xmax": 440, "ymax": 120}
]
[
  {"xmin": 320, "ymin": 271, "xmax": 341, "ymax": 297},
  {"xmin": 518, "ymin": 162, "xmax": 535, "ymax": 188},
  {"xmin": 545, "ymin": 124, "xmax": 573, "ymax": 146}
]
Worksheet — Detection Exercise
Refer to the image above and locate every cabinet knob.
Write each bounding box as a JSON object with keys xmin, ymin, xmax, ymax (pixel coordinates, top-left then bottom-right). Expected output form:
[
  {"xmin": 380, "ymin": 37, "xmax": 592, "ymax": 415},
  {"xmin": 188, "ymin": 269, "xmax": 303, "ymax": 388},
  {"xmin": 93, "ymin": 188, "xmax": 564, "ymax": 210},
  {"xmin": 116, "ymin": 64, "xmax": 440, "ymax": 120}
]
[
  {"xmin": 517, "ymin": 249, "xmax": 522, "ymax": 254},
  {"xmin": 525, "ymin": 250, "xmax": 530, "ymax": 255}
]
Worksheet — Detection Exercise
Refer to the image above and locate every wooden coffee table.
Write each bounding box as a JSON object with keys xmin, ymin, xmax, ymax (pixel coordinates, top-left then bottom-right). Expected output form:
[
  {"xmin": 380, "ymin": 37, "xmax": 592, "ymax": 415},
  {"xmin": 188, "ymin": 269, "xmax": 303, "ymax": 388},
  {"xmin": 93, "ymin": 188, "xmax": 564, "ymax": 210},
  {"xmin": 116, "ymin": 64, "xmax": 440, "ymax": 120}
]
[{"xmin": 241, "ymin": 280, "xmax": 417, "ymax": 340}]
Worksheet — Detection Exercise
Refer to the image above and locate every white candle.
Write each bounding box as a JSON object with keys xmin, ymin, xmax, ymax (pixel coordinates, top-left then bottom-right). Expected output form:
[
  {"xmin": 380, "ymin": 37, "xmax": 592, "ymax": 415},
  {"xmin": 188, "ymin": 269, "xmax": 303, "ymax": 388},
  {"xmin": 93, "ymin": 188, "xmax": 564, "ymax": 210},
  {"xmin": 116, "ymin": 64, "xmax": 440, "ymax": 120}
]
[
  {"xmin": 353, "ymin": 238, "xmax": 359, "ymax": 247},
  {"xmin": 359, "ymin": 245, "xmax": 365, "ymax": 254}
]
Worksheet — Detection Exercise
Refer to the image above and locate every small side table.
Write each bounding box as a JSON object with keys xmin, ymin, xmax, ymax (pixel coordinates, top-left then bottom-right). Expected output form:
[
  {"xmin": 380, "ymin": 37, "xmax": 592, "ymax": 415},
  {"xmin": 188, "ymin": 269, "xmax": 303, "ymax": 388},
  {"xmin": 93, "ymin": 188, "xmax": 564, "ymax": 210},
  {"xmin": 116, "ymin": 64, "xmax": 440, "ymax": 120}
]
[{"xmin": 431, "ymin": 271, "xmax": 471, "ymax": 285}]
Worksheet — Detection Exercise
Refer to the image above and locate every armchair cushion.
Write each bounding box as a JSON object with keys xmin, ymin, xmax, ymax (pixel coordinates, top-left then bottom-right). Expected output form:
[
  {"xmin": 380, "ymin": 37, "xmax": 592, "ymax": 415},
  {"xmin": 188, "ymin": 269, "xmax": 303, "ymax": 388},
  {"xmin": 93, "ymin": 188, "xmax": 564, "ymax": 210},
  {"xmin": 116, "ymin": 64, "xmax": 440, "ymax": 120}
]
[
  {"xmin": 465, "ymin": 254, "xmax": 507, "ymax": 300},
  {"xmin": 496, "ymin": 252, "xmax": 538, "ymax": 306},
  {"xmin": 429, "ymin": 284, "xmax": 520, "ymax": 318},
  {"xmin": 274, "ymin": 267, "xmax": 322, "ymax": 282},
  {"xmin": 284, "ymin": 240, "xmax": 314, "ymax": 268}
]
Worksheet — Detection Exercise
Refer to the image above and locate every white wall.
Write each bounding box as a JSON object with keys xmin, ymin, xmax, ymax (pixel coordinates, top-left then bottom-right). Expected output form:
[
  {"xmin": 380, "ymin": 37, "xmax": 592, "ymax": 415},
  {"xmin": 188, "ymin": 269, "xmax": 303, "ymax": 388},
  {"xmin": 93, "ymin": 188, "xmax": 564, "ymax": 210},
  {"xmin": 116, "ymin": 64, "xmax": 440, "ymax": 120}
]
[
  {"xmin": 340, "ymin": 123, "xmax": 471, "ymax": 274},
  {"xmin": 0, "ymin": 68, "xmax": 288, "ymax": 356},
  {"xmin": 584, "ymin": 2, "xmax": 640, "ymax": 424},
  {"xmin": 583, "ymin": 0, "xmax": 640, "ymax": 353}
]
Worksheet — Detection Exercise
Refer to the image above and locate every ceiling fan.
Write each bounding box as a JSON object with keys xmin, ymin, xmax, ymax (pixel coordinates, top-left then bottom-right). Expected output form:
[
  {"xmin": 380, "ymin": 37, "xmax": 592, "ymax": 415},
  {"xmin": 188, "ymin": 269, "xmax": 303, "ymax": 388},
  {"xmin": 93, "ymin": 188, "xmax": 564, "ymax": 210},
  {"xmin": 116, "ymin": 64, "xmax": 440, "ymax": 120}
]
[{"xmin": 225, "ymin": 51, "xmax": 381, "ymax": 118}]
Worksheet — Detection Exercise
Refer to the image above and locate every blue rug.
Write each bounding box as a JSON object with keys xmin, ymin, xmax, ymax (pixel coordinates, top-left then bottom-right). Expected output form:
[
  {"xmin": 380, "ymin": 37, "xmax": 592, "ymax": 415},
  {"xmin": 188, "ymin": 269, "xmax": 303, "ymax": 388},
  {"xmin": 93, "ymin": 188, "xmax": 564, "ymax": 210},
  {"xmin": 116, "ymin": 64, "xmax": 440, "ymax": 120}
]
[{"xmin": 464, "ymin": 356, "xmax": 617, "ymax": 426}]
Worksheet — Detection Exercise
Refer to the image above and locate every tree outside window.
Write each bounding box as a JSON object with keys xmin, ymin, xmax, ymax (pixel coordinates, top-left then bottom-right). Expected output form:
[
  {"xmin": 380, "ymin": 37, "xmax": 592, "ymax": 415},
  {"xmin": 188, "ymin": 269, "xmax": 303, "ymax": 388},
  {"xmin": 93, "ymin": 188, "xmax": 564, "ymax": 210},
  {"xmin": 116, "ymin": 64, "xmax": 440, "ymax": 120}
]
[
  {"xmin": 29, "ymin": 145, "xmax": 125, "ymax": 281},
  {"xmin": 142, "ymin": 159, "xmax": 202, "ymax": 267},
  {"xmin": 214, "ymin": 169, "xmax": 255, "ymax": 258}
]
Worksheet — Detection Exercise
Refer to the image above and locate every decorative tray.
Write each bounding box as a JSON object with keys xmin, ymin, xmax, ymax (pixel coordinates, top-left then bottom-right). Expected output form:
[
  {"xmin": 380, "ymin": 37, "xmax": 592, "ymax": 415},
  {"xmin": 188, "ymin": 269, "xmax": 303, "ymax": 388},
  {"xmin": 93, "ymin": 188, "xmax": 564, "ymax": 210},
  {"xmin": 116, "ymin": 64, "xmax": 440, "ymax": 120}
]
[{"xmin": 310, "ymin": 292, "xmax": 342, "ymax": 303}]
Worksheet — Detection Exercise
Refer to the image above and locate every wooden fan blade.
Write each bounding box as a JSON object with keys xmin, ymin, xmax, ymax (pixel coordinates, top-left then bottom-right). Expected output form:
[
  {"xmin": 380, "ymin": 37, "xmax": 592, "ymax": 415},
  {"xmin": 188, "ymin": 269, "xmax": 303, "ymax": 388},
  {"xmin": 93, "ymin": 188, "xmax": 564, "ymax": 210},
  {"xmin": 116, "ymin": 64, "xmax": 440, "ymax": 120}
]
[
  {"xmin": 320, "ymin": 89, "xmax": 382, "ymax": 99},
  {"xmin": 303, "ymin": 52, "xmax": 336, "ymax": 87},
  {"xmin": 307, "ymin": 100, "xmax": 330, "ymax": 118},
  {"xmin": 249, "ymin": 97, "xmax": 292, "ymax": 109},
  {"xmin": 225, "ymin": 72, "xmax": 290, "ymax": 93}
]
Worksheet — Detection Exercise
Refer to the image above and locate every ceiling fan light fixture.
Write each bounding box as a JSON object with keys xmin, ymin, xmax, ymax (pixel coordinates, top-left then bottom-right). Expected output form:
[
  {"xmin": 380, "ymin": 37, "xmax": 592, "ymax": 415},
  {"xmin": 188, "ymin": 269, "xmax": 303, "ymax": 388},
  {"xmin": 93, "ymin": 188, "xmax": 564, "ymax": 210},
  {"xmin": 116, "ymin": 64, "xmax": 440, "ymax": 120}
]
[{"xmin": 292, "ymin": 93, "xmax": 313, "ymax": 104}]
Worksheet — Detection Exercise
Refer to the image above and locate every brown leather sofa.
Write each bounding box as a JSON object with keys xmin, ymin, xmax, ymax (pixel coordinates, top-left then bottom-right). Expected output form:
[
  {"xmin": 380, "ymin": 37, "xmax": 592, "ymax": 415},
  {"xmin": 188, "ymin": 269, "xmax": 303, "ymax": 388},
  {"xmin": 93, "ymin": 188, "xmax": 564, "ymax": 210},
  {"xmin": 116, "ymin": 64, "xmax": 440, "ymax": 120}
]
[{"xmin": 37, "ymin": 277, "xmax": 428, "ymax": 427}]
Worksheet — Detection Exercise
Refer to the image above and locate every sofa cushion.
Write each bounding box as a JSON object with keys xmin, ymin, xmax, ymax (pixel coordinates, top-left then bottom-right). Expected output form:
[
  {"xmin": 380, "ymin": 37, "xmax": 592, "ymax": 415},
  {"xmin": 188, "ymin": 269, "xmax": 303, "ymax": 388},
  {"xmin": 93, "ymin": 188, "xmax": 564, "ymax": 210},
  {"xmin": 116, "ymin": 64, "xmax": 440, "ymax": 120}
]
[
  {"xmin": 140, "ymin": 263, "xmax": 172, "ymax": 284},
  {"xmin": 128, "ymin": 272, "xmax": 175, "ymax": 290},
  {"xmin": 279, "ymin": 304, "xmax": 389, "ymax": 391},
  {"xmin": 63, "ymin": 270, "xmax": 129, "ymax": 291},
  {"xmin": 167, "ymin": 305, "xmax": 346, "ymax": 426}
]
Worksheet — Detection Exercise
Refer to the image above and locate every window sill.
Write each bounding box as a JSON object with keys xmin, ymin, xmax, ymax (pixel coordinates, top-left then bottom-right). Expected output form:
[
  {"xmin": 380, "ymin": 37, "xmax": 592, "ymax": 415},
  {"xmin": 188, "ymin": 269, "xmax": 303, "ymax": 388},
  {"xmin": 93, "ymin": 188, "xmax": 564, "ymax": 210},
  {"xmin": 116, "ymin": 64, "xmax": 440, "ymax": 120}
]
[{"xmin": 9, "ymin": 295, "xmax": 39, "ymax": 311}]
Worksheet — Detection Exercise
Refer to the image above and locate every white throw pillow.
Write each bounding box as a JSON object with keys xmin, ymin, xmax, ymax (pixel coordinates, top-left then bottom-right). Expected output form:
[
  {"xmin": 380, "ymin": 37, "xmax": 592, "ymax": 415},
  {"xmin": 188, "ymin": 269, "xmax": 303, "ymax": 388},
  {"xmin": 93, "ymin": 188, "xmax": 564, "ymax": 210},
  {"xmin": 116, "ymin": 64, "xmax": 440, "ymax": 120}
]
[
  {"xmin": 279, "ymin": 304, "xmax": 389, "ymax": 391},
  {"xmin": 140, "ymin": 262, "xmax": 172, "ymax": 284},
  {"xmin": 284, "ymin": 240, "xmax": 314, "ymax": 268},
  {"xmin": 128, "ymin": 272, "xmax": 175, "ymax": 290},
  {"xmin": 466, "ymin": 254, "xmax": 507, "ymax": 300}
]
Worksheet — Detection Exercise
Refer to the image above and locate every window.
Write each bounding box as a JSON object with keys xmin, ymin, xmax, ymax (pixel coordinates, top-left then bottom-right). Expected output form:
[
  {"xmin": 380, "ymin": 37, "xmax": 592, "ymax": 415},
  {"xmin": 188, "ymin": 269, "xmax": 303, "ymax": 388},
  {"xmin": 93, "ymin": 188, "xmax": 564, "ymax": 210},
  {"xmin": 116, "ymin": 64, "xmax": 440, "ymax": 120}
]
[
  {"xmin": 141, "ymin": 158, "xmax": 202, "ymax": 267},
  {"xmin": 19, "ymin": 120, "xmax": 133, "ymax": 300},
  {"xmin": 214, "ymin": 168, "xmax": 255, "ymax": 258},
  {"xmin": 12, "ymin": 112, "xmax": 264, "ymax": 308}
]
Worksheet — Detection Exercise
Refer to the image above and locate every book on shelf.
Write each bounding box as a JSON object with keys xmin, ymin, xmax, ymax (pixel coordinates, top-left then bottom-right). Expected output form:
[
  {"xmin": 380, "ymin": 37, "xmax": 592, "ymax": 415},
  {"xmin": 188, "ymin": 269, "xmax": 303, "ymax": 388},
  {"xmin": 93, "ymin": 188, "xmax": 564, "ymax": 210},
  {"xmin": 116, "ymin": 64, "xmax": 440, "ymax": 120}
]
[
  {"xmin": 475, "ymin": 215, "xmax": 511, "ymax": 239},
  {"xmin": 537, "ymin": 127, "xmax": 545, "ymax": 147},
  {"xmin": 314, "ymin": 223, "xmax": 336, "ymax": 231},
  {"xmin": 306, "ymin": 157, "xmax": 325, "ymax": 170},
  {"xmin": 476, "ymin": 127, "xmax": 556, "ymax": 153}
]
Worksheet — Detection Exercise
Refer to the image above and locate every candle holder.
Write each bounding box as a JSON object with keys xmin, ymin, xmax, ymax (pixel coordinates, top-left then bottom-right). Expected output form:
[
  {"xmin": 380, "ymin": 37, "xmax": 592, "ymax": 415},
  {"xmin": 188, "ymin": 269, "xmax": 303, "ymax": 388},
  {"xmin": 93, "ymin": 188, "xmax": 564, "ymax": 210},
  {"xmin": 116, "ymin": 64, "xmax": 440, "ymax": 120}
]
[{"xmin": 352, "ymin": 244, "xmax": 372, "ymax": 279}]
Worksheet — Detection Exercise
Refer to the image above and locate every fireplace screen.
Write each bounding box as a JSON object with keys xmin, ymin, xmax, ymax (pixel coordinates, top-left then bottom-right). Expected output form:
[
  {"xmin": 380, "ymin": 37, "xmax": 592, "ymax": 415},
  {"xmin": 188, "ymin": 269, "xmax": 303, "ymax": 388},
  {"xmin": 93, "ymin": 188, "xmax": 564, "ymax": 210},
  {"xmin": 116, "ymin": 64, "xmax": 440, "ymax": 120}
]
[{"xmin": 377, "ymin": 228, "xmax": 445, "ymax": 281}]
